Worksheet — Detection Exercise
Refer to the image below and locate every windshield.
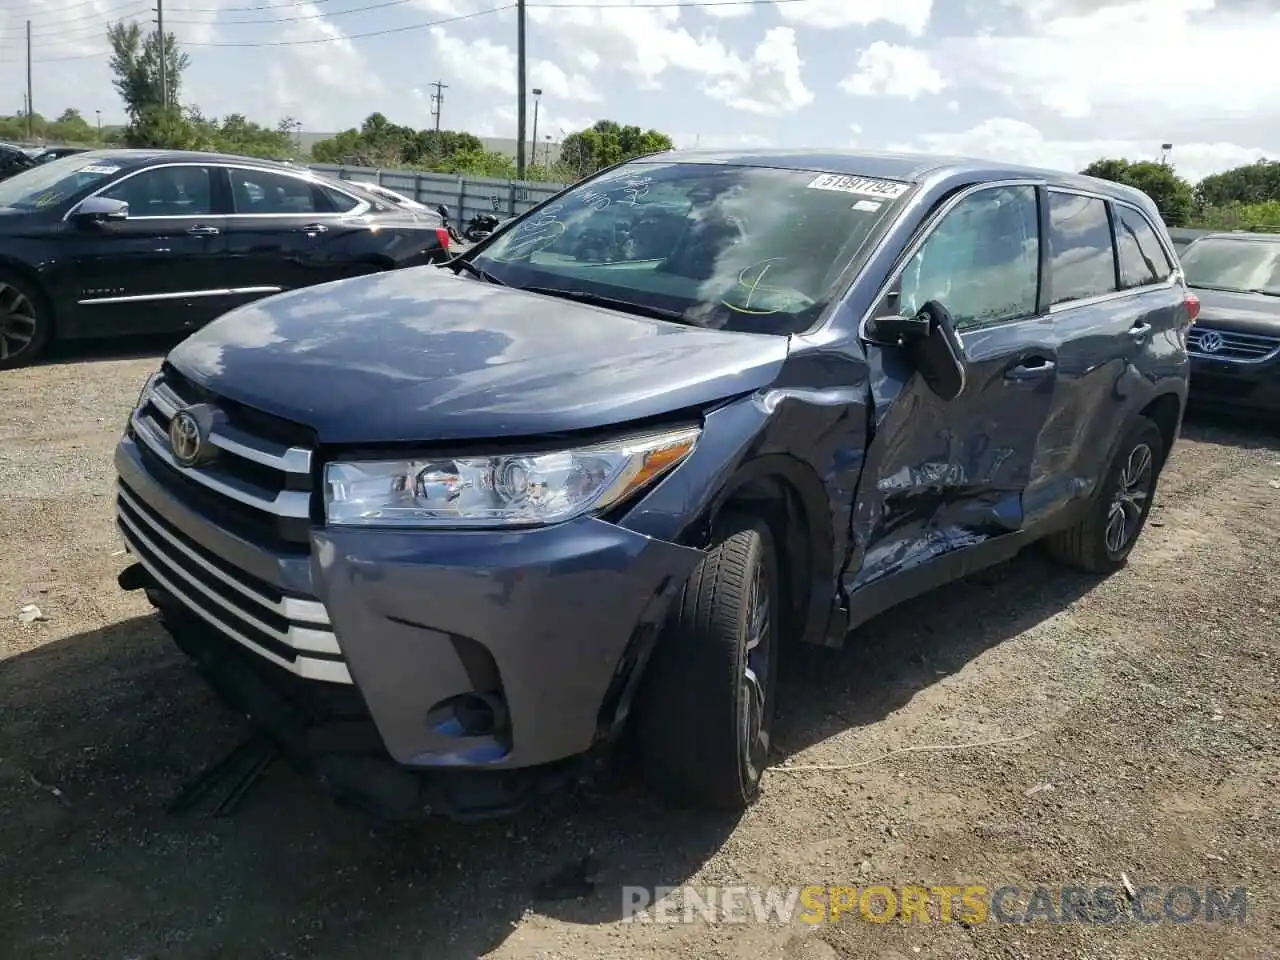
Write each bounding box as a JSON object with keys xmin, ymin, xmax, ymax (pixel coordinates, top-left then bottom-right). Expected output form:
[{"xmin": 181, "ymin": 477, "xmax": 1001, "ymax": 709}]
[
  {"xmin": 0, "ymin": 152, "xmax": 127, "ymax": 210},
  {"xmin": 472, "ymin": 161, "xmax": 911, "ymax": 335},
  {"xmin": 1180, "ymin": 237, "xmax": 1280, "ymax": 295}
]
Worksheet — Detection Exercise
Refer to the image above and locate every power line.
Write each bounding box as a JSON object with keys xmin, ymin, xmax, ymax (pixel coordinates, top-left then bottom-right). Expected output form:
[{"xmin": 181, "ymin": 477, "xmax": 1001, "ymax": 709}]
[
  {"xmin": 181, "ymin": 6, "xmax": 513, "ymax": 46},
  {"xmin": 0, "ymin": 1, "xmax": 150, "ymax": 35},
  {"xmin": 167, "ymin": 0, "xmax": 434, "ymax": 25}
]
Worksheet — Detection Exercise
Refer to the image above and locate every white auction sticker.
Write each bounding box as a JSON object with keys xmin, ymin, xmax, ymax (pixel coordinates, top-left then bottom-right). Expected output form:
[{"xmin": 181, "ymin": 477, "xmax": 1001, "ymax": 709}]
[
  {"xmin": 852, "ymin": 199, "xmax": 883, "ymax": 212},
  {"xmin": 807, "ymin": 173, "xmax": 909, "ymax": 199},
  {"xmin": 79, "ymin": 164, "xmax": 120, "ymax": 175}
]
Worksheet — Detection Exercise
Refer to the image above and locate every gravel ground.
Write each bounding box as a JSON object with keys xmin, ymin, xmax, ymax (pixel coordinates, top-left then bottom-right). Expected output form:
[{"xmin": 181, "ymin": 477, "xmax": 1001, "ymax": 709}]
[{"xmin": 1, "ymin": 339, "xmax": 1277, "ymax": 960}]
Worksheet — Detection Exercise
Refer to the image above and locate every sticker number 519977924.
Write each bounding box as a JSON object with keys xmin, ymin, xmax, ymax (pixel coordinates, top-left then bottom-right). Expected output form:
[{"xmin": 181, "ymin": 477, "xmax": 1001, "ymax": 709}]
[{"xmin": 805, "ymin": 173, "xmax": 910, "ymax": 200}]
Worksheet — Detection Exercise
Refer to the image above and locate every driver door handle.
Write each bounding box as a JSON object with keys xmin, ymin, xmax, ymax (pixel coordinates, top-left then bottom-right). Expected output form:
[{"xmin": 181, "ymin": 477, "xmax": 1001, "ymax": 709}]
[
  {"xmin": 187, "ymin": 224, "xmax": 220, "ymax": 237},
  {"xmin": 1004, "ymin": 356, "xmax": 1056, "ymax": 380},
  {"xmin": 1128, "ymin": 321, "xmax": 1153, "ymax": 338},
  {"xmin": 294, "ymin": 223, "xmax": 329, "ymax": 234}
]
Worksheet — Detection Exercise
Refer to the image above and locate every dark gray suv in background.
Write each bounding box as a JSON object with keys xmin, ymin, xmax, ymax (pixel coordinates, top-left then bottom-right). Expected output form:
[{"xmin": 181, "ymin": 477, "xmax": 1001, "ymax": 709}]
[{"xmin": 113, "ymin": 150, "xmax": 1195, "ymax": 820}]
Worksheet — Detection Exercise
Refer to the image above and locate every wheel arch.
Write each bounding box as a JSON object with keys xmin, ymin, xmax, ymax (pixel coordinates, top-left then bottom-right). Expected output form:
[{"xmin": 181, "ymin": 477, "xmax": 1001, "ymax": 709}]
[
  {"xmin": 0, "ymin": 256, "xmax": 58, "ymax": 347},
  {"xmin": 1136, "ymin": 390, "xmax": 1183, "ymax": 464},
  {"xmin": 695, "ymin": 454, "xmax": 837, "ymax": 651}
]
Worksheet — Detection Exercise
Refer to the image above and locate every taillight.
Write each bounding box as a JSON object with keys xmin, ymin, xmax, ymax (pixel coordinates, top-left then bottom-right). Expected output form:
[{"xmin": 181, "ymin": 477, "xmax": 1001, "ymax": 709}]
[
  {"xmin": 1184, "ymin": 292, "xmax": 1200, "ymax": 324},
  {"xmin": 435, "ymin": 226, "xmax": 450, "ymax": 252}
]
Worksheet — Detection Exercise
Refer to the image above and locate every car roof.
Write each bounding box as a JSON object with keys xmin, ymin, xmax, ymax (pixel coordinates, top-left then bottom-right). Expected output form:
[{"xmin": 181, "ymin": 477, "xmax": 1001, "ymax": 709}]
[
  {"xmin": 654, "ymin": 148, "xmax": 1156, "ymax": 206},
  {"xmin": 58, "ymin": 148, "xmax": 315, "ymax": 172}
]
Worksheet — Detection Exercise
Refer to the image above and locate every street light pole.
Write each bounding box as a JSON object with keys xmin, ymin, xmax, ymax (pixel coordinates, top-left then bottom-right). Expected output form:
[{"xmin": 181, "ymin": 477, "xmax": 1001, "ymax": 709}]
[
  {"xmin": 96, "ymin": 110, "xmax": 102, "ymax": 138},
  {"xmin": 530, "ymin": 88, "xmax": 542, "ymax": 170}
]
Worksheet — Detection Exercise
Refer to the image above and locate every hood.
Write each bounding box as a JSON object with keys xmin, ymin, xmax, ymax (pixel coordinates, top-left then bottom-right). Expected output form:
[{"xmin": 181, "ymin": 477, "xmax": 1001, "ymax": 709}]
[
  {"xmin": 167, "ymin": 267, "xmax": 789, "ymax": 444},
  {"xmin": 1191, "ymin": 287, "xmax": 1280, "ymax": 336}
]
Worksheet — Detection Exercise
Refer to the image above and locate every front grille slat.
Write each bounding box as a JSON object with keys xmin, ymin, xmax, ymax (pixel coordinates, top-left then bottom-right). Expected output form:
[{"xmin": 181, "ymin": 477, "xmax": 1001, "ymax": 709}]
[
  {"xmin": 1188, "ymin": 325, "xmax": 1280, "ymax": 363},
  {"xmin": 117, "ymin": 483, "xmax": 350, "ymax": 684},
  {"xmin": 122, "ymin": 370, "xmax": 349, "ymax": 684}
]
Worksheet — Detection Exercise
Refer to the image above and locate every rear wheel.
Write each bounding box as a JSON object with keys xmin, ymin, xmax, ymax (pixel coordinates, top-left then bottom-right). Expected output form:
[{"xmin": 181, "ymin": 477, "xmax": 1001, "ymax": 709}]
[
  {"xmin": 0, "ymin": 270, "xmax": 51, "ymax": 370},
  {"xmin": 1045, "ymin": 416, "xmax": 1164, "ymax": 573},
  {"xmin": 634, "ymin": 512, "xmax": 779, "ymax": 810}
]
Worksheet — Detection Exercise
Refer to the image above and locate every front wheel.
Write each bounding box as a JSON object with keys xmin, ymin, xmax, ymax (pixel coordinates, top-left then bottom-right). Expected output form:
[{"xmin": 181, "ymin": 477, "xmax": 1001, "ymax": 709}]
[
  {"xmin": 1045, "ymin": 415, "xmax": 1165, "ymax": 573},
  {"xmin": 0, "ymin": 271, "xmax": 52, "ymax": 370},
  {"xmin": 634, "ymin": 512, "xmax": 779, "ymax": 810}
]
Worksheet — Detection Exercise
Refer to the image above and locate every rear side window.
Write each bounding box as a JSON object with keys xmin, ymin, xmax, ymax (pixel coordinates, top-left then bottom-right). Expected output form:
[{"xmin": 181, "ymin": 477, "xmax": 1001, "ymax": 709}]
[
  {"xmin": 1114, "ymin": 205, "xmax": 1174, "ymax": 288},
  {"xmin": 319, "ymin": 184, "xmax": 360, "ymax": 213},
  {"xmin": 1048, "ymin": 192, "xmax": 1116, "ymax": 305},
  {"xmin": 230, "ymin": 168, "xmax": 331, "ymax": 215}
]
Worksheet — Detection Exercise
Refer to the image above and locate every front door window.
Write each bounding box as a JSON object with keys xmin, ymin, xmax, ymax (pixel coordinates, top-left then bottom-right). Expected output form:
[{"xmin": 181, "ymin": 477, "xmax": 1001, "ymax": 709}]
[{"xmin": 898, "ymin": 184, "xmax": 1041, "ymax": 331}]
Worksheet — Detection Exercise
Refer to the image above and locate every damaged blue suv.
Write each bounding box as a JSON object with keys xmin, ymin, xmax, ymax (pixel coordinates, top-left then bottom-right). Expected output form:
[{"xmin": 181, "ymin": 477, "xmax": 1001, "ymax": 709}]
[{"xmin": 114, "ymin": 150, "xmax": 1195, "ymax": 819}]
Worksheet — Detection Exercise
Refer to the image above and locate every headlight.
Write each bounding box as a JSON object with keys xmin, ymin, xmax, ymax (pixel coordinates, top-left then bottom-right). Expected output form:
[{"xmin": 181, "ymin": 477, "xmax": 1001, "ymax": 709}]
[{"xmin": 324, "ymin": 425, "xmax": 700, "ymax": 528}]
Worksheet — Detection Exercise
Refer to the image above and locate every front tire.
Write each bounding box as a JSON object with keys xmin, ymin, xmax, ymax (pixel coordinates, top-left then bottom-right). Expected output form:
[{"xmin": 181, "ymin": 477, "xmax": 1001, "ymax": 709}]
[
  {"xmin": 634, "ymin": 512, "xmax": 779, "ymax": 810},
  {"xmin": 1045, "ymin": 415, "xmax": 1165, "ymax": 573},
  {"xmin": 0, "ymin": 270, "xmax": 52, "ymax": 370}
]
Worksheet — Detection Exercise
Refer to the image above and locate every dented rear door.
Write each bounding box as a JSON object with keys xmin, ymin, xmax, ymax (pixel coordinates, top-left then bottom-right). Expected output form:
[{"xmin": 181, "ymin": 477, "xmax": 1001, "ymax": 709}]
[{"xmin": 844, "ymin": 181, "xmax": 1057, "ymax": 593}]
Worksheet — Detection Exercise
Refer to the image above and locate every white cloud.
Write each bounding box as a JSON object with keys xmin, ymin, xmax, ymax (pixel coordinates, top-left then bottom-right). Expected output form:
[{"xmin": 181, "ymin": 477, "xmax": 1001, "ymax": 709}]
[
  {"xmin": 941, "ymin": 0, "xmax": 1280, "ymax": 121},
  {"xmin": 276, "ymin": 2, "xmax": 382, "ymax": 99},
  {"xmin": 839, "ymin": 42, "xmax": 947, "ymax": 100},
  {"xmin": 428, "ymin": 27, "xmax": 599, "ymax": 102},
  {"xmin": 527, "ymin": 1, "xmax": 745, "ymax": 90},
  {"xmin": 699, "ymin": 0, "xmax": 755, "ymax": 19},
  {"xmin": 890, "ymin": 117, "xmax": 1277, "ymax": 184},
  {"xmin": 703, "ymin": 26, "xmax": 814, "ymax": 115},
  {"xmin": 774, "ymin": 0, "xmax": 933, "ymax": 34}
]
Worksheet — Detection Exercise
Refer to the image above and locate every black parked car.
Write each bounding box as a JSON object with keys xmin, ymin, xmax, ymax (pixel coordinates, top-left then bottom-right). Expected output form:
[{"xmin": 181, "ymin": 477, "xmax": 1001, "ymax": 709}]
[
  {"xmin": 0, "ymin": 141, "xmax": 36, "ymax": 182},
  {"xmin": 114, "ymin": 150, "xmax": 1194, "ymax": 819},
  {"xmin": 0, "ymin": 149, "xmax": 452, "ymax": 368},
  {"xmin": 29, "ymin": 145, "xmax": 92, "ymax": 165},
  {"xmin": 1179, "ymin": 231, "xmax": 1280, "ymax": 416}
]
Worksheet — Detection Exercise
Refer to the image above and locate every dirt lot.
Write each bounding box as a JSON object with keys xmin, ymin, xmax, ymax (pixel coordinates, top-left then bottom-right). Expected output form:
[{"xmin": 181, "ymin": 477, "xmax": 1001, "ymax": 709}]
[{"xmin": 1, "ymin": 341, "xmax": 1278, "ymax": 960}]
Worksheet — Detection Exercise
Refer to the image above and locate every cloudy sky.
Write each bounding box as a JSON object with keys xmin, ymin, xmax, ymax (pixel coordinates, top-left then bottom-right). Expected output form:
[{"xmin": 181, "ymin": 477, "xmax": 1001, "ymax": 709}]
[{"xmin": 1, "ymin": 0, "xmax": 1277, "ymax": 182}]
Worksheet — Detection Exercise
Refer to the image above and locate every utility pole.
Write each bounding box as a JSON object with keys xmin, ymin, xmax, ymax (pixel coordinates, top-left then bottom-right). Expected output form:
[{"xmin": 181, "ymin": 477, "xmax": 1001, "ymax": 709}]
[
  {"xmin": 516, "ymin": 0, "xmax": 527, "ymax": 180},
  {"xmin": 25, "ymin": 20, "xmax": 32, "ymax": 140},
  {"xmin": 155, "ymin": 0, "xmax": 167, "ymax": 109},
  {"xmin": 429, "ymin": 80, "xmax": 448, "ymax": 133}
]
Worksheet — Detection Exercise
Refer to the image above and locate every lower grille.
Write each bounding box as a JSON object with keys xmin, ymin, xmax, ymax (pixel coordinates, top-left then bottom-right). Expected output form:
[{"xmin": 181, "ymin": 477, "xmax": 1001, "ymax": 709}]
[
  {"xmin": 117, "ymin": 481, "xmax": 352, "ymax": 685},
  {"xmin": 1188, "ymin": 326, "xmax": 1280, "ymax": 363}
]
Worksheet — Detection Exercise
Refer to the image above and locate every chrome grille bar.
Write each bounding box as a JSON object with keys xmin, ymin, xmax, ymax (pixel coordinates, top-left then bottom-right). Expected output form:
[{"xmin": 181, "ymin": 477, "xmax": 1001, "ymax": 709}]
[{"xmin": 1188, "ymin": 326, "xmax": 1280, "ymax": 364}]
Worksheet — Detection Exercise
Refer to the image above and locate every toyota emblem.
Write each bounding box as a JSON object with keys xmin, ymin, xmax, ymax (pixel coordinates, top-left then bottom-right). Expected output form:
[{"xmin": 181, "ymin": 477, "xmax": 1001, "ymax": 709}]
[
  {"xmin": 168, "ymin": 406, "xmax": 216, "ymax": 468},
  {"xmin": 1197, "ymin": 331, "xmax": 1225, "ymax": 354}
]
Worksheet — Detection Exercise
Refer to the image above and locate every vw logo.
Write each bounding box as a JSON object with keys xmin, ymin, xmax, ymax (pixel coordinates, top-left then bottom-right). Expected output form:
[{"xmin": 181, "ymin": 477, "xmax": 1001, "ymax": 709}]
[
  {"xmin": 1197, "ymin": 331, "xmax": 1225, "ymax": 354},
  {"xmin": 168, "ymin": 406, "xmax": 215, "ymax": 468}
]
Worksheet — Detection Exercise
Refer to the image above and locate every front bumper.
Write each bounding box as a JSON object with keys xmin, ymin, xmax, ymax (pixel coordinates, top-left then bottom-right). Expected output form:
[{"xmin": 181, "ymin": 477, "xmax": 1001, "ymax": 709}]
[
  {"xmin": 1188, "ymin": 352, "xmax": 1280, "ymax": 417},
  {"xmin": 114, "ymin": 434, "xmax": 704, "ymax": 773}
]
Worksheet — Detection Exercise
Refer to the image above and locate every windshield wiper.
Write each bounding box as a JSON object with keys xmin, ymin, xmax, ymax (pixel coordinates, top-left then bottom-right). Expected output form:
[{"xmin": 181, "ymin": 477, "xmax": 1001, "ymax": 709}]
[
  {"xmin": 1248, "ymin": 288, "xmax": 1280, "ymax": 298},
  {"xmin": 441, "ymin": 256, "xmax": 506, "ymax": 286},
  {"xmin": 519, "ymin": 285, "xmax": 690, "ymax": 323}
]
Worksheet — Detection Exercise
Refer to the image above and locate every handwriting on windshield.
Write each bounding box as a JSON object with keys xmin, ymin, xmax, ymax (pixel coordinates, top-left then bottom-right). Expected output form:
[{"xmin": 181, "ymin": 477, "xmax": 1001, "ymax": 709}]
[{"xmin": 720, "ymin": 259, "xmax": 804, "ymax": 316}]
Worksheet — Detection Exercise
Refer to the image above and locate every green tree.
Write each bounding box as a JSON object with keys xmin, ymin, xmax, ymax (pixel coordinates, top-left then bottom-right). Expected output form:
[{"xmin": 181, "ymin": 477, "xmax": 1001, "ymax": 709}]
[
  {"xmin": 559, "ymin": 120, "xmax": 674, "ymax": 179},
  {"xmin": 47, "ymin": 108, "xmax": 95, "ymax": 143},
  {"xmin": 1080, "ymin": 158, "xmax": 1195, "ymax": 226},
  {"xmin": 1194, "ymin": 160, "xmax": 1280, "ymax": 208},
  {"xmin": 107, "ymin": 22, "xmax": 189, "ymax": 121}
]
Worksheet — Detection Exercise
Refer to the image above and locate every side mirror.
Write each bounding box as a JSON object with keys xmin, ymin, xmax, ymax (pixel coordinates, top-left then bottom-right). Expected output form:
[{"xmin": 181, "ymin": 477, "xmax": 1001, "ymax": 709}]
[
  {"xmin": 868, "ymin": 299, "xmax": 966, "ymax": 402},
  {"xmin": 72, "ymin": 196, "xmax": 128, "ymax": 226}
]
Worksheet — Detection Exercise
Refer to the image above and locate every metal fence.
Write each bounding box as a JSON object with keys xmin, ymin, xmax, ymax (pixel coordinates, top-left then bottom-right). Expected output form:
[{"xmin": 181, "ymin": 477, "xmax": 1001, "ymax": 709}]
[{"xmin": 309, "ymin": 164, "xmax": 569, "ymax": 224}]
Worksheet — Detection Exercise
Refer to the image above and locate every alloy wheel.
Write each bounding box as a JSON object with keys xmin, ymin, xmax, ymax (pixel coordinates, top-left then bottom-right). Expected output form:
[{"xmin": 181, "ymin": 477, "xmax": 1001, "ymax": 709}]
[
  {"xmin": 0, "ymin": 281, "xmax": 37, "ymax": 362},
  {"xmin": 741, "ymin": 561, "xmax": 773, "ymax": 781},
  {"xmin": 1105, "ymin": 442, "xmax": 1154, "ymax": 555}
]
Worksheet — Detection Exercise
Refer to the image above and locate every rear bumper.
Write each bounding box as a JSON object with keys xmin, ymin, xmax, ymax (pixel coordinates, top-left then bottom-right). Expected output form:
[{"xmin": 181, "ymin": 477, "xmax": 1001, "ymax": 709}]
[{"xmin": 114, "ymin": 434, "xmax": 704, "ymax": 773}]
